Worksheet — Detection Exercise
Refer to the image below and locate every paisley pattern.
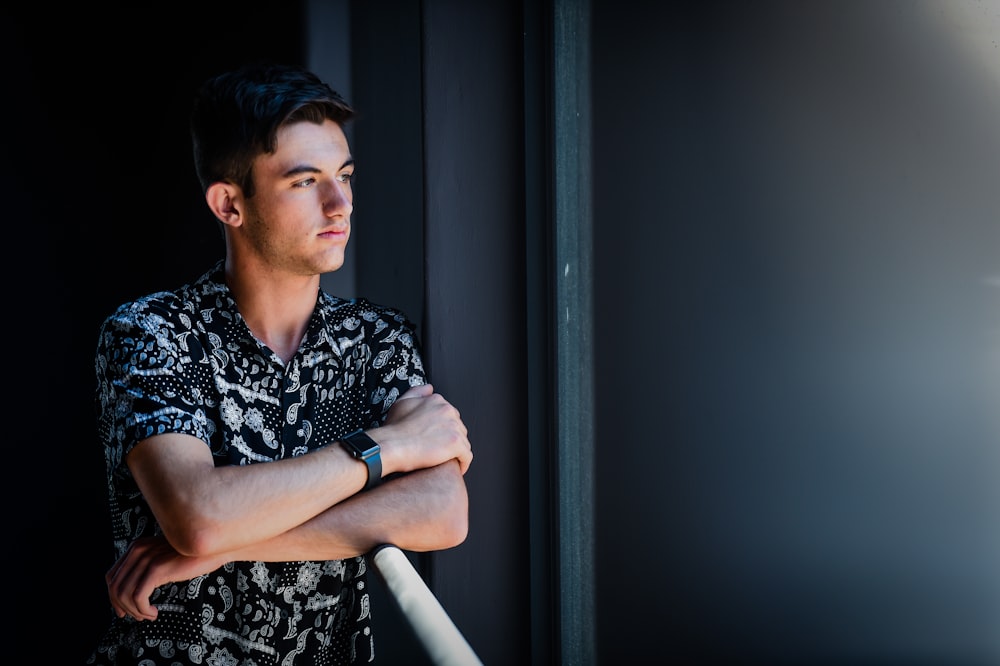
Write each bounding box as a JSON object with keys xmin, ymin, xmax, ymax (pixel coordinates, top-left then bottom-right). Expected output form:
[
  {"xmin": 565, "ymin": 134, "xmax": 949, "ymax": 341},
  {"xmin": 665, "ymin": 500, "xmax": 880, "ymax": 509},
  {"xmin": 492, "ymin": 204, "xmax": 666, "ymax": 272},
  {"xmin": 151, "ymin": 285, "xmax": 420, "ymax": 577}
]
[{"xmin": 87, "ymin": 260, "xmax": 426, "ymax": 665}]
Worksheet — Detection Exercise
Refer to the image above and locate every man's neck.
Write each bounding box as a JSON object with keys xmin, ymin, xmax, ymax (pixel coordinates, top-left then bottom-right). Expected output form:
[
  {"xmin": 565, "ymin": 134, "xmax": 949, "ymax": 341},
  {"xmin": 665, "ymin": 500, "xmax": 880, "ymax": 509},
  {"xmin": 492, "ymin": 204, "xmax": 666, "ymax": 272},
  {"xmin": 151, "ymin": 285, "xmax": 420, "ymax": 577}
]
[{"xmin": 225, "ymin": 261, "xmax": 321, "ymax": 363}]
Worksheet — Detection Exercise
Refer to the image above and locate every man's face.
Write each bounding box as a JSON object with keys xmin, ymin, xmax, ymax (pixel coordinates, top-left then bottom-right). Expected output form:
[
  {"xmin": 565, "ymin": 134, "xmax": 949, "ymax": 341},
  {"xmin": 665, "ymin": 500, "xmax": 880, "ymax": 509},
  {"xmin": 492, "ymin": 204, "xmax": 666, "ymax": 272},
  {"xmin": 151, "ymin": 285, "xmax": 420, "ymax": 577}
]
[{"xmin": 241, "ymin": 119, "xmax": 355, "ymax": 276}]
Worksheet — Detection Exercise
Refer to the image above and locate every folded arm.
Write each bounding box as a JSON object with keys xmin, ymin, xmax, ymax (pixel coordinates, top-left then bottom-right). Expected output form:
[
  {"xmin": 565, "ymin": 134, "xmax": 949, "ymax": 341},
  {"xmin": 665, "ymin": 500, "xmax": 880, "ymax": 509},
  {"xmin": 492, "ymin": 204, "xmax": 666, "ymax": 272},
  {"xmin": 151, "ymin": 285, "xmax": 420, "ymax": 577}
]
[
  {"xmin": 110, "ymin": 383, "xmax": 472, "ymax": 621},
  {"xmin": 108, "ymin": 459, "xmax": 468, "ymax": 620},
  {"xmin": 129, "ymin": 383, "xmax": 472, "ymax": 558}
]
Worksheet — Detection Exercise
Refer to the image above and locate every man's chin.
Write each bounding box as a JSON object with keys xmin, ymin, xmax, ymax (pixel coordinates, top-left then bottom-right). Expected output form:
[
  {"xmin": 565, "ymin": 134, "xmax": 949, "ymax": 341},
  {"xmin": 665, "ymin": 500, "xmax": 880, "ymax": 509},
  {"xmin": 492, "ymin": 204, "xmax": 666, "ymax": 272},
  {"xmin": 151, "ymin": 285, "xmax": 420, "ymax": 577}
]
[{"xmin": 318, "ymin": 256, "xmax": 346, "ymax": 274}]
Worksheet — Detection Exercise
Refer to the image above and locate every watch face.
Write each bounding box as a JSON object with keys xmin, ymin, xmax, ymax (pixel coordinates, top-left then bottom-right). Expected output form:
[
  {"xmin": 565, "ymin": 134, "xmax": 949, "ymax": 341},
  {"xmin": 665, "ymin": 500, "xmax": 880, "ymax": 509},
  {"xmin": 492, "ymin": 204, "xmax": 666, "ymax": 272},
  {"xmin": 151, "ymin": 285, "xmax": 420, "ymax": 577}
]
[{"xmin": 345, "ymin": 432, "xmax": 379, "ymax": 458}]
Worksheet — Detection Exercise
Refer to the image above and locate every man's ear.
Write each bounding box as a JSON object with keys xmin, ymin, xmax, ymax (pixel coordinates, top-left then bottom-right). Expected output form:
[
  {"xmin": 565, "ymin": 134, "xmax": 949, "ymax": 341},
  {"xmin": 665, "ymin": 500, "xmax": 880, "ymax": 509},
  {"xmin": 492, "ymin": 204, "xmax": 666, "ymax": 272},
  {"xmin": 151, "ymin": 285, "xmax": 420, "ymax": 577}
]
[{"xmin": 205, "ymin": 182, "xmax": 244, "ymax": 227}]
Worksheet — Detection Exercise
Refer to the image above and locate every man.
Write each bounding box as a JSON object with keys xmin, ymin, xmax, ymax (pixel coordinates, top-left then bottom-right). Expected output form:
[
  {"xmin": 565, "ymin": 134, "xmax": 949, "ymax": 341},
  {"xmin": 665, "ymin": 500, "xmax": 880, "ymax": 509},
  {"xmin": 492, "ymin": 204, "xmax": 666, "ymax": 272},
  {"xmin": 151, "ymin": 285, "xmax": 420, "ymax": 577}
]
[{"xmin": 87, "ymin": 62, "xmax": 473, "ymax": 665}]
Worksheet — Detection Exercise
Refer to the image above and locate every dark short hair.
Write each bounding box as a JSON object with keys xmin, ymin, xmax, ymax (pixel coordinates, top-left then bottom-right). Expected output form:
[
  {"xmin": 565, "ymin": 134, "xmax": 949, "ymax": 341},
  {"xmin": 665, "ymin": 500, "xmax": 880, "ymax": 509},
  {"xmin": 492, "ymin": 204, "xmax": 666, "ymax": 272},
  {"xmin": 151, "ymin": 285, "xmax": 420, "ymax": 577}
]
[{"xmin": 191, "ymin": 62, "xmax": 356, "ymax": 198}]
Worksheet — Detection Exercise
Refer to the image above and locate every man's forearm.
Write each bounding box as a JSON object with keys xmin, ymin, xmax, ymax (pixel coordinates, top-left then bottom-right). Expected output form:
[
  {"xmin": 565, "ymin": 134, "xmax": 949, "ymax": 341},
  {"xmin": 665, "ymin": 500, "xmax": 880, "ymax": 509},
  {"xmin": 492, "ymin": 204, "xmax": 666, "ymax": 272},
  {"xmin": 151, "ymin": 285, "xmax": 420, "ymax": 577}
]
[
  {"xmin": 225, "ymin": 460, "xmax": 469, "ymax": 562},
  {"xmin": 106, "ymin": 461, "xmax": 468, "ymax": 622},
  {"xmin": 136, "ymin": 386, "xmax": 472, "ymax": 558}
]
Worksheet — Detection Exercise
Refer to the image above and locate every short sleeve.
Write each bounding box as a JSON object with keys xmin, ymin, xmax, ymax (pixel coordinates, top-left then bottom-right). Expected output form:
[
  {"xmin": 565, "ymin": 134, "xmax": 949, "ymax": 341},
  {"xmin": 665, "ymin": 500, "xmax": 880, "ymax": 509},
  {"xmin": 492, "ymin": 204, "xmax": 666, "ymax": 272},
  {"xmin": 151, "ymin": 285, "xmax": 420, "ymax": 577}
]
[
  {"xmin": 95, "ymin": 299, "xmax": 216, "ymax": 463},
  {"xmin": 362, "ymin": 305, "xmax": 427, "ymax": 420}
]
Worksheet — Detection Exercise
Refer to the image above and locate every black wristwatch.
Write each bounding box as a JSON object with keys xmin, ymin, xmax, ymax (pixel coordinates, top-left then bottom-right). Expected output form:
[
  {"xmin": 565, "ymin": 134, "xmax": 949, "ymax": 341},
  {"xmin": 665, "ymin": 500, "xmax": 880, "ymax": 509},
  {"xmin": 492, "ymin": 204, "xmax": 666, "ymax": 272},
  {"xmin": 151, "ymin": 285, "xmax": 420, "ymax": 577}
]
[{"xmin": 340, "ymin": 429, "xmax": 382, "ymax": 491}]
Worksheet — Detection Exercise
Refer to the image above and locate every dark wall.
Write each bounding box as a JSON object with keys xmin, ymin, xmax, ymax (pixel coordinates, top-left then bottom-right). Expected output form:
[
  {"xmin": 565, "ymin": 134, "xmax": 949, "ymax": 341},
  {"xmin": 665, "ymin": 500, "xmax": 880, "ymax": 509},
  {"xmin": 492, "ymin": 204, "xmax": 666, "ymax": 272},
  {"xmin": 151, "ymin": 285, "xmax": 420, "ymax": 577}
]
[
  {"xmin": 592, "ymin": 2, "xmax": 1000, "ymax": 663},
  {"xmin": 419, "ymin": 1, "xmax": 534, "ymax": 663},
  {"xmin": 348, "ymin": 0, "xmax": 425, "ymax": 328},
  {"xmin": 346, "ymin": 4, "xmax": 435, "ymax": 663},
  {"xmin": 3, "ymin": 4, "xmax": 306, "ymax": 659}
]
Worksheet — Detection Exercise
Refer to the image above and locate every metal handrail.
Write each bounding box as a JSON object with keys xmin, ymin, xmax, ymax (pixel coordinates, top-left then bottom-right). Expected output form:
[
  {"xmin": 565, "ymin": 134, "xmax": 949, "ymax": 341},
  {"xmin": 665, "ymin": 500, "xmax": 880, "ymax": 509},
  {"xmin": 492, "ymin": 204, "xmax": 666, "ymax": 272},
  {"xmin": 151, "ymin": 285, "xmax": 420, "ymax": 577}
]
[{"xmin": 370, "ymin": 544, "xmax": 483, "ymax": 666}]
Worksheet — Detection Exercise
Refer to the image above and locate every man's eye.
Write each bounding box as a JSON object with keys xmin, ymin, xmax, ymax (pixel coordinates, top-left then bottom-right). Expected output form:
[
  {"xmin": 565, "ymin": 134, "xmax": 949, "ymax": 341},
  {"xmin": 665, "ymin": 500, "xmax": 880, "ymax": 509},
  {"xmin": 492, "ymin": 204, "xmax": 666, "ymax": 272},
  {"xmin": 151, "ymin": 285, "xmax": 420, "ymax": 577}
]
[
  {"xmin": 338, "ymin": 172, "xmax": 354, "ymax": 184},
  {"xmin": 293, "ymin": 178, "xmax": 316, "ymax": 188}
]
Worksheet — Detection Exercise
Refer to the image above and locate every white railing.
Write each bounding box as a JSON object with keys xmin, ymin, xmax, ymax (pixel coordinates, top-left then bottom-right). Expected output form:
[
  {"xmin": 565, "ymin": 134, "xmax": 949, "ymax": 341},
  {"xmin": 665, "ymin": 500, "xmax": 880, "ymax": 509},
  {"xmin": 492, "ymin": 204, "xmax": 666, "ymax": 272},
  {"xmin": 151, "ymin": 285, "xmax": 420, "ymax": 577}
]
[{"xmin": 370, "ymin": 544, "xmax": 484, "ymax": 666}]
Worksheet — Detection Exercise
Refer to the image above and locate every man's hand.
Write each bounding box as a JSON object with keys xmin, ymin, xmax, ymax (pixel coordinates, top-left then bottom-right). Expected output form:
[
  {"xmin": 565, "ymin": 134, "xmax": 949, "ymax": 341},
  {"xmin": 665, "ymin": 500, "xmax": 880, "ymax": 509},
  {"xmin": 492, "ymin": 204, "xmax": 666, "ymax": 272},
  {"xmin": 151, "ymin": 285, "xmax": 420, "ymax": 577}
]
[
  {"xmin": 378, "ymin": 384, "xmax": 473, "ymax": 475},
  {"xmin": 106, "ymin": 535, "xmax": 226, "ymax": 622}
]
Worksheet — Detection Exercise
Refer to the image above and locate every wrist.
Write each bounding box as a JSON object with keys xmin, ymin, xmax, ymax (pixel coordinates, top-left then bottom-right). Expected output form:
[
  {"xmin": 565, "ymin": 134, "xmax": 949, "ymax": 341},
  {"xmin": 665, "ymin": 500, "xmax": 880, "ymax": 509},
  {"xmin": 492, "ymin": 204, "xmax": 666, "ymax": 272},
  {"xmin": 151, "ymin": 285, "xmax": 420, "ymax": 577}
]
[{"xmin": 340, "ymin": 430, "xmax": 382, "ymax": 491}]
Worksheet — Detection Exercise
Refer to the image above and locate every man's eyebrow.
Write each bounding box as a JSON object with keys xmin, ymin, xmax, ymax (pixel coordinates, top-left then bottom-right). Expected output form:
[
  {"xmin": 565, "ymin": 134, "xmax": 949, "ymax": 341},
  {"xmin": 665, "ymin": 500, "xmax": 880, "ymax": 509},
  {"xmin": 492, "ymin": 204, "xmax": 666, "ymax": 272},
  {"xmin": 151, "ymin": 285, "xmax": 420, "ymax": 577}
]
[
  {"xmin": 282, "ymin": 158, "xmax": 354, "ymax": 179},
  {"xmin": 282, "ymin": 164, "xmax": 320, "ymax": 179}
]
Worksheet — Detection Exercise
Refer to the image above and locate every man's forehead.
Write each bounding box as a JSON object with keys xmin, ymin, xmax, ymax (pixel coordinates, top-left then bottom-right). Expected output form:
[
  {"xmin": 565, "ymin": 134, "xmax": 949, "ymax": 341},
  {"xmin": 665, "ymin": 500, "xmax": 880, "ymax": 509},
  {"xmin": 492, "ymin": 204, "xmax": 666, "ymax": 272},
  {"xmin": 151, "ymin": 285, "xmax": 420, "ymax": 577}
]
[{"xmin": 263, "ymin": 120, "xmax": 352, "ymax": 171}]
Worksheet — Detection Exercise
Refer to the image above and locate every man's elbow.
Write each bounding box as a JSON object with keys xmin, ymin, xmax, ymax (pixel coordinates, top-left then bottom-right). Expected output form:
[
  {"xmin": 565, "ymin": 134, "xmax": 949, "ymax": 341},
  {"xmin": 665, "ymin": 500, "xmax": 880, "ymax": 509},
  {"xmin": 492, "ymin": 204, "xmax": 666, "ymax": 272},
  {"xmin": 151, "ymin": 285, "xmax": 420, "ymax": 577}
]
[{"xmin": 160, "ymin": 516, "xmax": 225, "ymax": 557}]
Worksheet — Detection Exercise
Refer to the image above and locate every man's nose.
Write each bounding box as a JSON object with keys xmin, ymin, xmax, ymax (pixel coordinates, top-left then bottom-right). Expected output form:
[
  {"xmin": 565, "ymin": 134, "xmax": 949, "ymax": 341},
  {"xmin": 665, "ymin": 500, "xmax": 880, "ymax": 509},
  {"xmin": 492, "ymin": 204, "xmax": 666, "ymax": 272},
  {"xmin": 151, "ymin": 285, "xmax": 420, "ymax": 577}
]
[{"xmin": 324, "ymin": 183, "xmax": 353, "ymax": 217}]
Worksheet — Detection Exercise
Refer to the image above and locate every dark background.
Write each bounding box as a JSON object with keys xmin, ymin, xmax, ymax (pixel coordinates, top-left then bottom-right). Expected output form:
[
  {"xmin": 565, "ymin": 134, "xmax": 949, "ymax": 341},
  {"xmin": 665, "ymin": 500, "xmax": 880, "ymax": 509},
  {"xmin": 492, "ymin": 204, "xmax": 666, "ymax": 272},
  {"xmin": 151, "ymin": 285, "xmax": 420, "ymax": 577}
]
[{"xmin": 4, "ymin": 2, "xmax": 309, "ymax": 660}]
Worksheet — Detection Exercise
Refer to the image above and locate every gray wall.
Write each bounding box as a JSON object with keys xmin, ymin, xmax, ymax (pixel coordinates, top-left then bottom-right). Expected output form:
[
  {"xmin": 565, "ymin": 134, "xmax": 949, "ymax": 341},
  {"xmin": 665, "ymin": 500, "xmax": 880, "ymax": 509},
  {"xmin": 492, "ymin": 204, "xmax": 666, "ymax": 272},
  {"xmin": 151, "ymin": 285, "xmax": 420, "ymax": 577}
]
[
  {"xmin": 592, "ymin": 2, "xmax": 1000, "ymax": 662},
  {"xmin": 419, "ymin": 2, "xmax": 533, "ymax": 663}
]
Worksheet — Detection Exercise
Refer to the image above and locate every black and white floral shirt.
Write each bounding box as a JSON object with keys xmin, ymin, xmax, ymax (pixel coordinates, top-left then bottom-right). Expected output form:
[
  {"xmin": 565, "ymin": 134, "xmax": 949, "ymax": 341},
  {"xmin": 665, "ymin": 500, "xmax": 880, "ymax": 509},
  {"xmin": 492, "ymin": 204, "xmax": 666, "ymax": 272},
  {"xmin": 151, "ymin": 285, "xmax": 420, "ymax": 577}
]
[{"xmin": 87, "ymin": 260, "xmax": 426, "ymax": 666}]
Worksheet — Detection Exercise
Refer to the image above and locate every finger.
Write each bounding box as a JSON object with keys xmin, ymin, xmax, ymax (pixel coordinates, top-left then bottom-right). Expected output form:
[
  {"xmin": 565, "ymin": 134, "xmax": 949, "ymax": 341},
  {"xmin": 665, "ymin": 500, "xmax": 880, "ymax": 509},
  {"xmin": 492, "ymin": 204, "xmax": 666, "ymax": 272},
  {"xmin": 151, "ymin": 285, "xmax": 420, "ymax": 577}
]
[
  {"xmin": 132, "ymin": 585, "xmax": 160, "ymax": 621},
  {"xmin": 104, "ymin": 543, "xmax": 135, "ymax": 587},
  {"xmin": 108, "ymin": 595, "xmax": 128, "ymax": 619},
  {"xmin": 116, "ymin": 568, "xmax": 159, "ymax": 622},
  {"xmin": 134, "ymin": 556, "xmax": 166, "ymax": 621},
  {"xmin": 108, "ymin": 552, "xmax": 154, "ymax": 620},
  {"xmin": 107, "ymin": 564, "xmax": 141, "ymax": 620},
  {"xmin": 123, "ymin": 566, "xmax": 157, "ymax": 621}
]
